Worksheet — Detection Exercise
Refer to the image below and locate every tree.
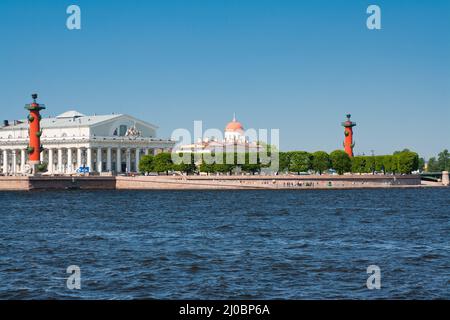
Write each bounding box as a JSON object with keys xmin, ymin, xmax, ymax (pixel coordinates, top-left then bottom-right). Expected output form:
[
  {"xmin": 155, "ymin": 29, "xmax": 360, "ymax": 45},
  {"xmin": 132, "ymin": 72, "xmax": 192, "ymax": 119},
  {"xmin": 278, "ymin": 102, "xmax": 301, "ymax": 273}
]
[
  {"xmin": 396, "ymin": 151, "xmax": 419, "ymax": 174},
  {"xmin": 138, "ymin": 155, "xmax": 154, "ymax": 173},
  {"xmin": 383, "ymin": 155, "xmax": 397, "ymax": 174},
  {"xmin": 152, "ymin": 153, "xmax": 173, "ymax": 175},
  {"xmin": 437, "ymin": 149, "xmax": 450, "ymax": 171},
  {"xmin": 330, "ymin": 150, "xmax": 351, "ymax": 175},
  {"xmin": 172, "ymin": 153, "xmax": 196, "ymax": 175},
  {"xmin": 394, "ymin": 148, "xmax": 411, "ymax": 155},
  {"xmin": 374, "ymin": 156, "xmax": 386, "ymax": 173},
  {"xmin": 427, "ymin": 157, "xmax": 439, "ymax": 172},
  {"xmin": 213, "ymin": 153, "xmax": 235, "ymax": 174},
  {"xmin": 289, "ymin": 151, "xmax": 311, "ymax": 174},
  {"xmin": 311, "ymin": 151, "xmax": 330, "ymax": 175},
  {"xmin": 364, "ymin": 156, "xmax": 376, "ymax": 174},
  {"xmin": 214, "ymin": 163, "xmax": 234, "ymax": 174},
  {"xmin": 199, "ymin": 162, "xmax": 215, "ymax": 175},
  {"xmin": 351, "ymin": 156, "xmax": 366, "ymax": 173},
  {"xmin": 241, "ymin": 153, "xmax": 261, "ymax": 175},
  {"xmin": 418, "ymin": 157, "xmax": 425, "ymax": 172},
  {"xmin": 278, "ymin": 152, "xmax": 291, "ymax": 173}
]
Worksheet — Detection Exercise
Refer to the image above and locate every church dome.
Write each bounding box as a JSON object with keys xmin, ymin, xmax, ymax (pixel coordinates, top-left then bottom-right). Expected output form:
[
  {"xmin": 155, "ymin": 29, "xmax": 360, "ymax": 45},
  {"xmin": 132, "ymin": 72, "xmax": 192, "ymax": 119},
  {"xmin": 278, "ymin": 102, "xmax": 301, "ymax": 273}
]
[{"xmin": 225, "ymin": 115, "xmax": 244, "ymax": 132}]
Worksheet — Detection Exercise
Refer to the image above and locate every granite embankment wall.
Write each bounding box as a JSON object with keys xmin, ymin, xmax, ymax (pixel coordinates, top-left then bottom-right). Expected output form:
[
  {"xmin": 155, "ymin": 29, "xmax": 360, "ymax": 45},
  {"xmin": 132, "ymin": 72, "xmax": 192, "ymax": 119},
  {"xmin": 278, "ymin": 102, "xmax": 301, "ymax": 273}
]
[
  {"xmin": 116, "ymin": 175, "xmax": 422, "ymax": 190},
  {"xmin": 0, "ymin": 176, "xmax": 116, "ymax": 191},
  {"xmin": 0, "ymin": 177, "xmax": 30, "ymax": 190},
  {"xmin": 0, "ymin": 174, "xmax": 423, "ymax": 191},
  {"xmin": 29, "ymin": 176, "xmax": 116, "ymax": 190}
]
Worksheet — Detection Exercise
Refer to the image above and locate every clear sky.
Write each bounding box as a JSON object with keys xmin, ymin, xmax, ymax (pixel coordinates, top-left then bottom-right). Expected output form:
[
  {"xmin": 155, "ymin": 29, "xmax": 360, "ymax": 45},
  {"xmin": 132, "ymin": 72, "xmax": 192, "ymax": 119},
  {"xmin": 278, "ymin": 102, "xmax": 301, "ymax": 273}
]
[{"xmin": 0, "ymin": 0, "xmax": 449, "ymax": 158}]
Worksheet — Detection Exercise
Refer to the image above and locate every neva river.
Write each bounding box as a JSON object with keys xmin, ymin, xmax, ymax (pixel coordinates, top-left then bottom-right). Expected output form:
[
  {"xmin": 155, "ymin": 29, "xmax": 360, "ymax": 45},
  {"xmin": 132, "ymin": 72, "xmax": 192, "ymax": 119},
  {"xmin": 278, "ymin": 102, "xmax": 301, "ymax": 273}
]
[{"xmin": 0, "ymin": 188, "xmax": 449, "ymax": 299}]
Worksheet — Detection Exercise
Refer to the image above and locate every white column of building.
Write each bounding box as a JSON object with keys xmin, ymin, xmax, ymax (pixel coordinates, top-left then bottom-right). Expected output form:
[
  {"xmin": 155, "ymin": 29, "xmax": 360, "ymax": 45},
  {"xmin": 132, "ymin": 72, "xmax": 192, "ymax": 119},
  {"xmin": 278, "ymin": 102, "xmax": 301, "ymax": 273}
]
[
  {"xmin": 106, "ymin": 147, "xmax": 112, "ymax": 172},
  {"xmin": 12, "ymin": 150, "xmax": 17, "ymax": 175},
  {"xmin": 97, "ymin": 147, "xmax": 102, "ymax": 173},
  {"xmin": 116, "ymin": 147, "xmax": 121, "ymax": 173},
  {"xmin": 21, "ymin": 149, "xmax": 26, "ymax": 173},
  {"xmin": 135, "ymin": 148, "xmax": 140, "ymax": 173},
  {"xmin": 86, "ymin": 148, "xmax": 92, "ymax": 172},
  {"xmin": 126, "ymin": 148, "xmax": 131, "ymax": 173},
  {"xmin": 67, "ymin": 148, "xmax": 73, "ymax": 173},
  {"xmin": 48, "ymin": 149, "xmax": 54, "ymax": 173},
  {"xmin": 57, "ymin": 148, "xmax": 63, "ymax": 173},
  {"xmin": 2, "ymin": 150, "xmax": 8, "ymax": 174},
  {"xmin": 77, "ymin": 148, "xmax": 82, "ymax": 171}
]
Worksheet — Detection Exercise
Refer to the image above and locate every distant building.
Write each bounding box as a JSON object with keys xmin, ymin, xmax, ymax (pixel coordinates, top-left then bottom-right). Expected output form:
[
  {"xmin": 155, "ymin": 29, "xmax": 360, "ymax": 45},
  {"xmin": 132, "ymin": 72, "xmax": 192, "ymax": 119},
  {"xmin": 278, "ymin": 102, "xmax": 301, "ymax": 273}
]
[
  {"xmin": 176, "ymin": 115, "xmax": 262, "ymax": 154},
  {"xmin": 0, "ymin": 110, "xmax": 175, "ymax": 175}
]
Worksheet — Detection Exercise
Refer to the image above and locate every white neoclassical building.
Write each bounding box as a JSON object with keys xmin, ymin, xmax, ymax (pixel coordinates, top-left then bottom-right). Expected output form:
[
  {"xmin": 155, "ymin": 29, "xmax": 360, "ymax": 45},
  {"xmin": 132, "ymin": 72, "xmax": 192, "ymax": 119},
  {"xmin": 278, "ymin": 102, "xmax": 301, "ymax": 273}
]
[
  {"xmin": 176, "ymin": 114, "xmax": 261, "ymax": 154},
  {"xmin": 0, "ymin": 110, "xmax": 175, "ymax": 175}
]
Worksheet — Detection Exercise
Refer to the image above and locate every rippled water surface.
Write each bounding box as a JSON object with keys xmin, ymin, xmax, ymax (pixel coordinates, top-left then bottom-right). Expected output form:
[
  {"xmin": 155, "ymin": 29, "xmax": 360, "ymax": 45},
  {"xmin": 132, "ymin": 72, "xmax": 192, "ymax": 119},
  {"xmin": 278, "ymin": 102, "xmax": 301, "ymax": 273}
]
[{"xmin": 0, "ymin": 188, "xmax": 449, "ymax": 299}]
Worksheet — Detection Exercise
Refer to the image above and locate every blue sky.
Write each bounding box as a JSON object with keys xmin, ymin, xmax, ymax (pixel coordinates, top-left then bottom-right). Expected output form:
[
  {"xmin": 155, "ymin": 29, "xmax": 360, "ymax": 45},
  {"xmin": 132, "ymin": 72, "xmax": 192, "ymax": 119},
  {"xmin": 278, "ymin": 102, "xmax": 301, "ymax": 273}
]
[{"xmin": 0, "ymin": 0, "xmax": 449, "ymax": 158}]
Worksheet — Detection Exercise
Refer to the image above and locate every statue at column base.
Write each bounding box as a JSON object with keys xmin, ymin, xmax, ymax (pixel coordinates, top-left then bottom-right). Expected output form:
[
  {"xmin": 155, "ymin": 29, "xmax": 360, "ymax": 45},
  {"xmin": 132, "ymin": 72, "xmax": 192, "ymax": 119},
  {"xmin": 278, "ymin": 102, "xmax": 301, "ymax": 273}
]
[{"xmin": 26, "ymin": 161, "xmax": 44, "ymax": 176}]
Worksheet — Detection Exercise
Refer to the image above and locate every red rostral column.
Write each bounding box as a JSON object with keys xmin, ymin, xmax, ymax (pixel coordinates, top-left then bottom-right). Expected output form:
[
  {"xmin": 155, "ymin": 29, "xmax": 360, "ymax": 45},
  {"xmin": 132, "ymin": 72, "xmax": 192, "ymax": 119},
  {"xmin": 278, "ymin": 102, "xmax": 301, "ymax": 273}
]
[
  {"xmin": 342, "ymin": 114, "xmax": 356, "ymax": 157},
  {"xmin": 25, "ymin": 94, "xmax": 45, "ymax": 166}
]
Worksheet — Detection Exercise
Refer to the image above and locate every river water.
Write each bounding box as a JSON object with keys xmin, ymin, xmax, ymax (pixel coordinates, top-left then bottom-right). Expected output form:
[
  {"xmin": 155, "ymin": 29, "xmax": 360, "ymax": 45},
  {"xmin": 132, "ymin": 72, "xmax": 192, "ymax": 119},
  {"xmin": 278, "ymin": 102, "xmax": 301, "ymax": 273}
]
[{"xmin": 0, "ymin": 188, "xmax": 449, "ymax": 299}]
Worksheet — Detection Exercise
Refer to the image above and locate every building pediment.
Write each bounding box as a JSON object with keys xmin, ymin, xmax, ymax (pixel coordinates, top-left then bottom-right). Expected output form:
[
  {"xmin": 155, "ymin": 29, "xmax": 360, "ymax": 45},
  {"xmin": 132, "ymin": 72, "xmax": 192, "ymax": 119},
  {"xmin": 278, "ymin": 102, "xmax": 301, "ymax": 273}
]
[{"xmin": 1, "ymin": 111, "xmax": 160, "ymax": 140}]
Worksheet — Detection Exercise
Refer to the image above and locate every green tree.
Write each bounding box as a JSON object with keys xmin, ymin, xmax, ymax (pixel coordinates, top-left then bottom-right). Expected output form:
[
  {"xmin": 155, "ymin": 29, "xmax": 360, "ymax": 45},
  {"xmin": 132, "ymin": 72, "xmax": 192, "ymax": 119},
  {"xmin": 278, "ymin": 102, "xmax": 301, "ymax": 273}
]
[
  {"xmin": 351, "ymin": 156, "xmax": 366, "ymax": 173},
  {"xmin": 278, "ymin": 152, "xmax": 291, "ymax": 173},
  {"xmin": 374, "ymin": 156, "xmax": 386, "ymax": 173},
  {"xmin": 152, "ymin": 153, "xmax": 173, "ymax": 175},
  {"xmin": 418, "ymin": 157, "xmax": 425, "ymax": 172},
  {"xmin": 213, "ymin": 153, "xmax": 235, "ymax": 174},
  {"xmin": 172, "ymin": 153, "xmax": 196, "ymax": 175},
  {"xmin": 396, "ymin": 151, "xmax": 419, "ymax": 174},
  {"xmin": 138, "ymin": 155, "xmax": 154, "ymax": 173},
  {"xmin": 199, "ymin": 162, "xmax": 215, "ymax": 175},
  {"xmin": 330, "ymin": 150, "xmax": 351, "ymax": 175},
  {"xmin": 394, "ymin": 148, "xmax": 411, "ymax": 155},
  {"xmin": 241, "ymin": 153, "xmax": 261, "ymax": 175},
  {"xmin": 289, "ymin": 151, "xmax": 311, "ymax": 174},
  {"xmin": 383, "ymin": 155, "xmax": 397, "ymax": 174},
  {"xmin": 427, "ymin": 157, "xmax": 439, "ymax": 172},
  {"xmin": 311, "ymin": 151, "xmax": 330, "ymax": 175},
  {"xmin": 364, "ymin": 156, "xmax": 376, "ymax": 173},
  {"xmin": 437, "ymin": 149, "xmax": 450, "ymax": 171},
  {"xmin": 214, "ymin": 163, "xmax": 234, "ymax": 174}
]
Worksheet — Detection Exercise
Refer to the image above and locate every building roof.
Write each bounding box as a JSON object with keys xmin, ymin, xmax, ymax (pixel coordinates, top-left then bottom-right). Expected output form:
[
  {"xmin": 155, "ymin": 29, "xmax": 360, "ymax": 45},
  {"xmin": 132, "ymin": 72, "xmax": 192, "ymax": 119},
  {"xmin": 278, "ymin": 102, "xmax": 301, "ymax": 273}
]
[
  {"xmin": 56, "ymin": 110, "xmax": 86, "ymax": 118},
  {"xmin": 1, "ymin": 113, "xmax": 123, "ymax": 130}
]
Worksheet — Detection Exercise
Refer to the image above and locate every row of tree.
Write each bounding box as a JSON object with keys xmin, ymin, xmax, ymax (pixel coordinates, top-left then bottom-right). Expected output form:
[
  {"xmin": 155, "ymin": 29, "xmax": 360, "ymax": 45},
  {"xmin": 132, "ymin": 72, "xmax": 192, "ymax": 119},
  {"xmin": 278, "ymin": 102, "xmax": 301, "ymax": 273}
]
[
  {"xmin": 139, "ymin": 150, "xmax": 420, "ymax": 175},
  {"xmin": 280, "ymin": 150, "xmax": 420, "ymax": 174}
]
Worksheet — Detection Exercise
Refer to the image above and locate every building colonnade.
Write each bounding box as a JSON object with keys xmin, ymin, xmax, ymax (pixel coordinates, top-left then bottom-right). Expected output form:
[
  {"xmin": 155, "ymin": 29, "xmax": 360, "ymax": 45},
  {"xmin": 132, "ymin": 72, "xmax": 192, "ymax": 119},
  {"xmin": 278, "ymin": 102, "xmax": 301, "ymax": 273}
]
[{"xmin": 0, "ymin": 146, "xmax": 169, "ymax": 175}]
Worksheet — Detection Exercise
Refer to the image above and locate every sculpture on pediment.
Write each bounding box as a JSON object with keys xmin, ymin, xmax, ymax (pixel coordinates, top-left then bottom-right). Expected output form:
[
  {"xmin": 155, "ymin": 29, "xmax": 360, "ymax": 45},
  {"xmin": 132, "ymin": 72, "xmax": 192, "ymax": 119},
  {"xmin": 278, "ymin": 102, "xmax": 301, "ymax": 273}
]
[{"xmin": 125, "ymin": 123, "xmax": 141, "ymax": 138}]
